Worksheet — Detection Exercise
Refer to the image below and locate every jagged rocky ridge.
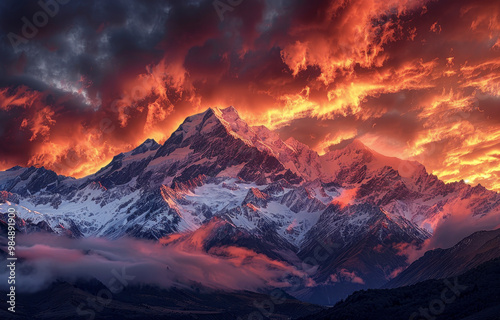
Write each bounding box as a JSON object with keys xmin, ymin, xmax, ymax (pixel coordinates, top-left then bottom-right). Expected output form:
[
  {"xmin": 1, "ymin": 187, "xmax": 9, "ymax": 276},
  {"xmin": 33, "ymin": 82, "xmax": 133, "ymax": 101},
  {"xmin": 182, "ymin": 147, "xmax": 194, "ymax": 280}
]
[
  {"xmin": 386, "ymin": 228, "xmax": 500, "ymax": 288},
  {"xmin": 301, "ymin": 232, "xmax": 500, "ymax": 320},
  {"xmin": 1, "ymin": 106, "xmax": 500, "ymax": 304}
]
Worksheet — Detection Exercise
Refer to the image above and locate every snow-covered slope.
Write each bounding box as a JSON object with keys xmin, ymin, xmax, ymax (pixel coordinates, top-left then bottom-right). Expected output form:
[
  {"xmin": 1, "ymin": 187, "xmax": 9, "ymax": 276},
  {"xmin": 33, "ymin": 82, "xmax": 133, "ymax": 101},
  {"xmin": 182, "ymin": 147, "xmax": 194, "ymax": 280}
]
[
  {"xmin": 1, "ymin": 105, "xmax": 499, "ymax": 246},
  {"xmin": 1, "ymin": 106, "xmax": 500, "ymax": 305}
]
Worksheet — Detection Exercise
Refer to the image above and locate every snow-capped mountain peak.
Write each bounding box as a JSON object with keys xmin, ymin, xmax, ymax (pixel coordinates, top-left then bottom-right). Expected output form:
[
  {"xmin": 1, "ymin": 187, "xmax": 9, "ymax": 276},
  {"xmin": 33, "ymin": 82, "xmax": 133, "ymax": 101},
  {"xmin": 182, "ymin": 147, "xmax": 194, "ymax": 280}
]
[{"xmin": 2, "ymin": 106, "xmax": 500, "ymax": 306}]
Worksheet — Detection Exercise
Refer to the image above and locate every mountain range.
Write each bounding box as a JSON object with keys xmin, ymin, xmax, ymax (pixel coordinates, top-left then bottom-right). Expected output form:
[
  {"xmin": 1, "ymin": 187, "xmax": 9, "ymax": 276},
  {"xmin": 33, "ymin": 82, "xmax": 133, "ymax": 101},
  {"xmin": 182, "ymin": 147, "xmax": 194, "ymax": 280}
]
[
  {"xmin": 386, "ymin": 228, "xmax": 500, "ymax": 288},
  {"xmin": 302, "ymin": 230, "xmax": 500, "ymax": 319},
  {"xmin": 1, "ymin": 106, "xmax": 500, "ymax": 306}
]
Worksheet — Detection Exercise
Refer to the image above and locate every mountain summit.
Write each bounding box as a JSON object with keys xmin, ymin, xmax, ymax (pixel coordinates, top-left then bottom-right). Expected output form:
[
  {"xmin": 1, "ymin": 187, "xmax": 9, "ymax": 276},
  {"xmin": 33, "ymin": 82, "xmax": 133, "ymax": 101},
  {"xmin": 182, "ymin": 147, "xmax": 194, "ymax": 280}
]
[
  {"xmin": 1, "ymin": 106, "xmax": 500, "ymax": 305},
  {"xmin": 1, "ymin": 106, "xmax": 498, "ymax": 236}
]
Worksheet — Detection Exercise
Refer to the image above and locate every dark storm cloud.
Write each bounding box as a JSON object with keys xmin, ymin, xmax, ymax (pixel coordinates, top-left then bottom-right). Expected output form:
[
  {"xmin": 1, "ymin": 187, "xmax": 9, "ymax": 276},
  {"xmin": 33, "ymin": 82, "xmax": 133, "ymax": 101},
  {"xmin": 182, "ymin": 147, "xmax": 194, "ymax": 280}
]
[
  {"xmin": 0, "ymin": 0, "xmax": 499, "ymax": 191},
  {"xmin": 0, "ymin": 0, "xmax": 215, "ymax": 176},
  {"xmin": 0, "ymin": 0, "xmax": 169, "ymax": 96}
]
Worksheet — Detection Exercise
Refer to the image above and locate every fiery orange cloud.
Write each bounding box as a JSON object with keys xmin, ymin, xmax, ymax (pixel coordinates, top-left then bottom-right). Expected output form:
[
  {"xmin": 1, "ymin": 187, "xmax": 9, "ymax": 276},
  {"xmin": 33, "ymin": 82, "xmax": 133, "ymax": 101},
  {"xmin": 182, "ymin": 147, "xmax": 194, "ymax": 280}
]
[
  {"xmin": 1, "ymin": 0, "xmax": 500, "ymax": 193},
  {"xmin": 0, "ymin": 86, "xmax": 40, "ymax": 111}
]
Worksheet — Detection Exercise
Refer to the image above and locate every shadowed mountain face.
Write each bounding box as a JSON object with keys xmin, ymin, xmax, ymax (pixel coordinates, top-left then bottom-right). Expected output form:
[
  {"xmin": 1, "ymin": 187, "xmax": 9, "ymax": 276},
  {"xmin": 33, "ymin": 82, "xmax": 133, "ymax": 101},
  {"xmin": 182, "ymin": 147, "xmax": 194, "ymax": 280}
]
[
  {"xmin": 1, "ymin": 107, "xmax": 500, "ymax": 307},
  {"xmin": 302, "ymin": 228, "xmax": 500, "ymax": 319},
  {"xmin": 300, "ymin": 257, "xmax": 500, "ymax": 320},
  {"xmin": 386, "ymin": 228, "xmax": 500, "ymax": 288}
]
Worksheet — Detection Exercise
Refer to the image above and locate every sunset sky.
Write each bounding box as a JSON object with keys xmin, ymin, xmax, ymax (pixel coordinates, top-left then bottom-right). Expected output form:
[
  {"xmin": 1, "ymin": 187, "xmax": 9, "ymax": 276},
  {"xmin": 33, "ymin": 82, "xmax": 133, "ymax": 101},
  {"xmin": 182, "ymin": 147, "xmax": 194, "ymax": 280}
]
[{"xmin": 0, "ymin": 0, "xmax": 499, "ymax": 191}]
